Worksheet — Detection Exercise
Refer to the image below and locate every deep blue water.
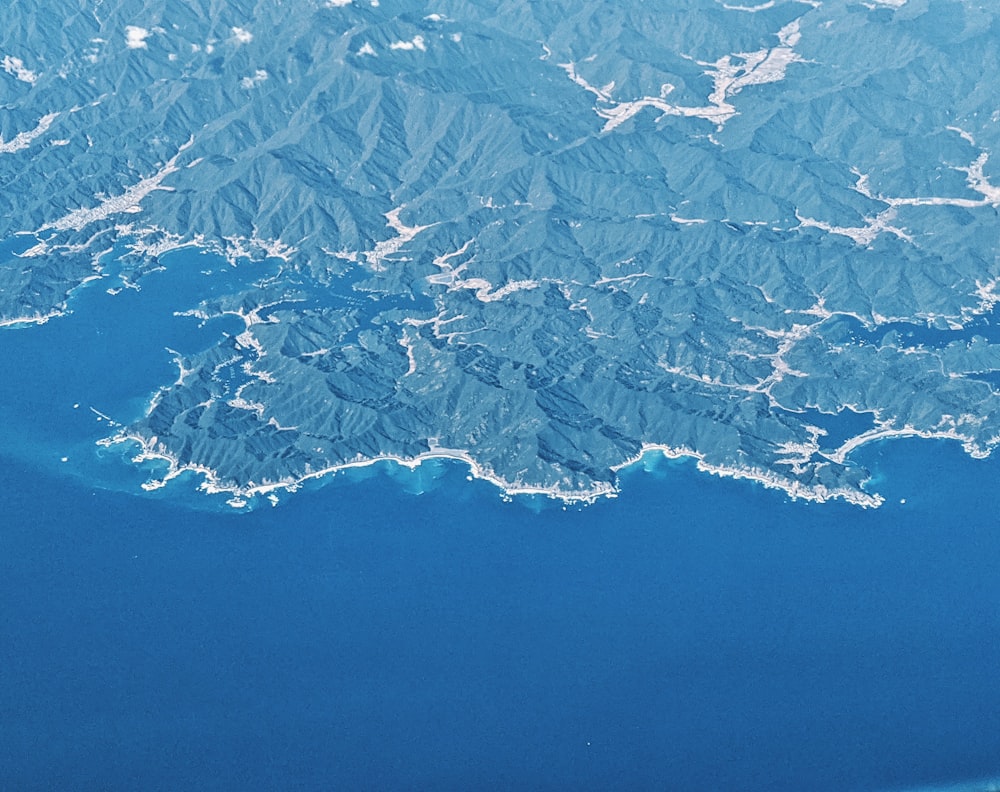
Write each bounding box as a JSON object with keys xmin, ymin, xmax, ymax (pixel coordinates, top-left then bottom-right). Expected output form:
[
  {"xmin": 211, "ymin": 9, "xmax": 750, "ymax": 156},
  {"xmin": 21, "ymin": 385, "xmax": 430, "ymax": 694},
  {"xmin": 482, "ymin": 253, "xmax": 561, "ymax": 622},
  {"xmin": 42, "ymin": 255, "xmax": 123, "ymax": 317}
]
[
  {"xmin": 3, "ymin": 252, "xmax": 1000, "ymax": 791},
  {"xmin": 3, "ymin": 442, "xmax": 1000, "ymax": 792}
]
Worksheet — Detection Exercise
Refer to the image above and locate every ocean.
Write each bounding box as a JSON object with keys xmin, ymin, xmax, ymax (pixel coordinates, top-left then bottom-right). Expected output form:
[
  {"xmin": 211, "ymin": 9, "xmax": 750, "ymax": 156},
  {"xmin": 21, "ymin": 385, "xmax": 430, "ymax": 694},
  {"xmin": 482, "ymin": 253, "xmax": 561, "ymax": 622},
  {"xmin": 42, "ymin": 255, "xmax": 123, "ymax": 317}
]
[
  {"xmin": 3, "ymin": 440, "xmax": 1000, "ymax": 791},
  {"xmin": 2, "ymin": 250, "xmax": 1000, "ymax": 791}
]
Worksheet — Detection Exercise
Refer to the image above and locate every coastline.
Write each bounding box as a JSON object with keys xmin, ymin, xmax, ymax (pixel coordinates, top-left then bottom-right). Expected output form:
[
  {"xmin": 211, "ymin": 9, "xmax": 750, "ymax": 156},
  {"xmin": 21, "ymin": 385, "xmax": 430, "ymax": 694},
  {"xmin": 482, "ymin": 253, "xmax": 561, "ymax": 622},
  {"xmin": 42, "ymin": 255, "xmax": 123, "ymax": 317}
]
[
  {"xmin": 99, "ymin": 429, "xmax": 620, "ymax": 508},
  {"xmin": 100, "ymin": 429, "xmax": 886, "ymax": 510},
  {"xmin": 0, "ymin": 308, "xmax": 64, "ymax": 328},
  {"xmin": 825, "ymin": 423, "xmax": 986, "ymax": 465},
  {"xmin": 611, "ymin": 443, "xmax": 884, "ymax": 509}
]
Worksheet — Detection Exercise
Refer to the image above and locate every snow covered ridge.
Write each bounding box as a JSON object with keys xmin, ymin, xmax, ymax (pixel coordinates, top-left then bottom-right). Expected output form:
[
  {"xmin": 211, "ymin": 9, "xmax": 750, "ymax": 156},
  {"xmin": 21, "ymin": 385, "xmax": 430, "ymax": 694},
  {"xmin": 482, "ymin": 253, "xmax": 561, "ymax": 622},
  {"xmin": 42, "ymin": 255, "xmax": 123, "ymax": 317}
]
[{"xmin": 2, "ymin": 0, "xmax": 1000, "ymax": 508}]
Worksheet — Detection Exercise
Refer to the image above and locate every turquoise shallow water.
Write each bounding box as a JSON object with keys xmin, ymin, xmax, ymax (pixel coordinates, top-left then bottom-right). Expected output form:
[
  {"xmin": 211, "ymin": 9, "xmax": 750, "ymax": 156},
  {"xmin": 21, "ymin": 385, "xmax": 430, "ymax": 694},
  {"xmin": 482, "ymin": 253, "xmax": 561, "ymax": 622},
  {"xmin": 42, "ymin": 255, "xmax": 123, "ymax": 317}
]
[{"xmin": 2, "ymin": 250, "xmax": 1000, "ymax": 790}]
